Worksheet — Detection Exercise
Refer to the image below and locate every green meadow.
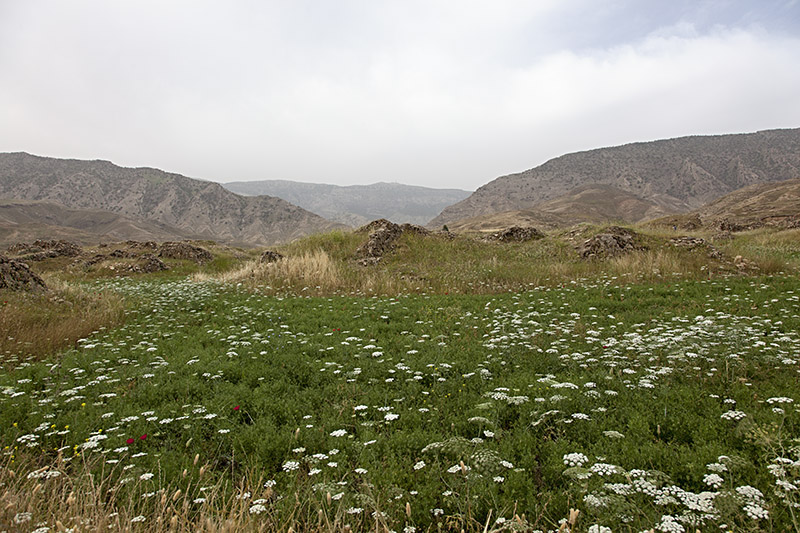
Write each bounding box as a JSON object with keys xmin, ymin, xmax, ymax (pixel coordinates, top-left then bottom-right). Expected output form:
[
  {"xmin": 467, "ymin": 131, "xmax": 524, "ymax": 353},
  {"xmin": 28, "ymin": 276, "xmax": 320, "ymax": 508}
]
[{"xmin": 1, "ymin": 227, "xmax": 799, "ymax": 532}]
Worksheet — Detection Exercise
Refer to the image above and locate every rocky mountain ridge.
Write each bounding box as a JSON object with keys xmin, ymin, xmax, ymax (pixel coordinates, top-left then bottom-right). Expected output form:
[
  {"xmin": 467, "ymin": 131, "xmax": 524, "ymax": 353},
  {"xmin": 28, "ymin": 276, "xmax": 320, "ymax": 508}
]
[
  {"xmin": 0, "ymin": 153, "xmax": 343, "ymax": 246},
  {"xmin": 430, "ymin": 128, "xmax": 800, "ymax": 227}
]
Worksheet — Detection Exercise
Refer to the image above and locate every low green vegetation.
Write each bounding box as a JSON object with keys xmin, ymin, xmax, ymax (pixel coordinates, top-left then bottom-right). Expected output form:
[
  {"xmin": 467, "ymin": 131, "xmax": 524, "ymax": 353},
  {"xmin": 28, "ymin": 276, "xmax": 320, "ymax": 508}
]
[{"xmin": 1, "ymin": 226, "xmax": 799, "ymax": 532}]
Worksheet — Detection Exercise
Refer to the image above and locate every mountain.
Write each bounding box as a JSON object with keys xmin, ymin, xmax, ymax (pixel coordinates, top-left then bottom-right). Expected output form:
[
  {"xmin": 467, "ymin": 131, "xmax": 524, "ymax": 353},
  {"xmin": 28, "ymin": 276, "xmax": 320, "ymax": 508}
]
[
  {"xmin": 430, "ymin": 128, "xmax": 800, "ymax": 228},
  {"xmin": 0, "ymin": 153, "xmax": 343, "ymax": 246},
  {"xmin": 223, "ymin": 180, "xmax": 471, "ymax": 227},
  {"xmin": 0, "ymin": 199, "xmax": 200, "ymax": 247}
]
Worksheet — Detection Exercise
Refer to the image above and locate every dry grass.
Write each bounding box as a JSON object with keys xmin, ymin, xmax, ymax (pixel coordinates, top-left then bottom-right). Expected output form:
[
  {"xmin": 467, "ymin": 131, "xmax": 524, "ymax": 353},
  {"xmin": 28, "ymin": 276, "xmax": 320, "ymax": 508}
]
[
  {"xmin": 0, "ymin": 451, "xmax": 574, "ymax": 532},
  {"xmin": 195, "ymin": 250, "xmax": 343, "ymax": 294},
  {"xmin": 0, "ymin": 277, "xmax": 125, "ymax": 366},
  {"xmin": 0, "ymin": 452, "xmax": 277, "ymax": 532}
]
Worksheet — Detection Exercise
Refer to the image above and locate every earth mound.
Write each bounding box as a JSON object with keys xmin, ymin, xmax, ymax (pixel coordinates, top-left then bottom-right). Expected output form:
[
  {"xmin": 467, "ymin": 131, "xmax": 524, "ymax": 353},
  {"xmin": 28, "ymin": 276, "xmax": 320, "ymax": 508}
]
[
  {"xmin": 0, "ymin": 255, "xmax": 47, "ymax": 291},
  {"xmin": 578, "ymin": 227, "xmax": 643, "ymax": 259},
  {"xmin": 7, "ymin": 239, "xmax": 82, "ymax": 261},
  {"xmin": 485, "ymin": 226, "xmax": 544, "ymax": 242},
  {"xmin": 356, "ymin": 220, "xmax": 404, "ymax": 265}
]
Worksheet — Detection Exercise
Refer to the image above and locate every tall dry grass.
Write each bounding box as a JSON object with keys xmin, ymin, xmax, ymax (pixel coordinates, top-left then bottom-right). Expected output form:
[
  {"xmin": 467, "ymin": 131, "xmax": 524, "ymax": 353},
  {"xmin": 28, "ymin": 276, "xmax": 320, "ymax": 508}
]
[
  {"xmin": 0, "ymin": 277, "xmax": 125, "ymax": 365},
  {"xmin": 195, "ymin": 250, "xmax": 344, "ymax": 294},
  {"xmin": 0, "ymin": 451, "xmax": 573, "ymax": 532}
]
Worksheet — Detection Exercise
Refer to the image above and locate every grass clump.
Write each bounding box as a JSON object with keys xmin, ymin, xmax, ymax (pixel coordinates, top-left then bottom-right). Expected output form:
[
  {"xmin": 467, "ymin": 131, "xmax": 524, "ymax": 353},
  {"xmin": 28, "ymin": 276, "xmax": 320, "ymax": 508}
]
[{"xmin": 0, "ymin": 278, "xmax": 124, "ymax": 366}]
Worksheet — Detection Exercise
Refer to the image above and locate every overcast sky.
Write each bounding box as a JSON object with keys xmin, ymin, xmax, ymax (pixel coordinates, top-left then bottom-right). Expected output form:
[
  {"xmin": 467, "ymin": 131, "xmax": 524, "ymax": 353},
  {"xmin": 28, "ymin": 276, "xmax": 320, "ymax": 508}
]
[{"xmin": 1, "ymin": 1, "xmax": 799, "ymax": 190}]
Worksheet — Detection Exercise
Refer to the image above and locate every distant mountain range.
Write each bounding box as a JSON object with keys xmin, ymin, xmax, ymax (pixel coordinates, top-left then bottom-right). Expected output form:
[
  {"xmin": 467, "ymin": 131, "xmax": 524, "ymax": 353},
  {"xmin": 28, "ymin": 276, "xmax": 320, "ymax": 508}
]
[
  {"xmin": 430, "ymin": 128, "xmax": 800, "ymax": 228},
  {"xmin": 0, "ymin": 153, "xmax": 342, "ymax": 246},
  {"xmin": 223, "ymin": 180, "xmax": 471, "ymax": 227},
  {"xmin": 3, "ymin": 127, "xmax": 799, "ymax": 248}
]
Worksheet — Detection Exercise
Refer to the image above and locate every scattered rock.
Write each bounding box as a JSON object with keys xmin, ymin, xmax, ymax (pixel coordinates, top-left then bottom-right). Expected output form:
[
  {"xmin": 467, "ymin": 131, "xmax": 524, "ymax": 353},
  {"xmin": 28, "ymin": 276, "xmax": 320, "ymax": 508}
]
[
  {"xmin": 485, "ymin": 226, "xmax": 544, "ymax": 243},
  {"xmin": 578, "ymin": 227, "xmax": 642, "ymax": 259},
  {"xmin": 670, "ymin": 236, "xmax": 724, "ymax": 259},
  {"xmin": 0, "ymin": 254, "xmax": 47, "ymax": 291},
  {"xmin": 669, "ymin": 236, "xmax": 708, "ymax": 249},
  {"xmin": 711, "ymin": 232, "xmax": 734, "ymax": 242},
  {"xmin": 733, "ymin": 255, "xmax": 759, "ymax": 272},
  {"xmin": 718, "ymin": 219, "xmax": 750, "ymax": 232},
  {"xmin": 763, "ymin": 215, "xmax": 800, "ymax": 229},
  {"xmin": 110, "ymin": 249, "xmax": 137, "ymax": 258},
  {"xmin": 126, "ymin": 240, "xmax": 158, "ymax": 250},
  {"xmin": 259, "ymin": 250, "xmax": 284, "ymax": 264},
  {"xmin": 158, "ymin": 242, "xmax": 213, "ymax": 264}
]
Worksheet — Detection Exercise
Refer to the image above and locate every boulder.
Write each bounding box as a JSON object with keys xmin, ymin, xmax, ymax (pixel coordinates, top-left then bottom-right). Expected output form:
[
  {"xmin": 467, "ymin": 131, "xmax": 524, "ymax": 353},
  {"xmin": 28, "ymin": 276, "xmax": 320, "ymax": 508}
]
[
  {"xmin": 0, "ymin": 255, "xmax": 47, "ymax": 291},
  {"xmin": 158, "ymin": 242, "xmax": 213, "ymax": 264}
]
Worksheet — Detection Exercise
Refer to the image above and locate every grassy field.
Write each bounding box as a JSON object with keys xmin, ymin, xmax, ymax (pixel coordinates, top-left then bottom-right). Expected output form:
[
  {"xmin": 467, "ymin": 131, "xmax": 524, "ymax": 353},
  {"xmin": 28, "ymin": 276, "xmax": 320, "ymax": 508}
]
[{"xmin": 1, "ymin": 227, "xmax": 799, "ymax": 532}]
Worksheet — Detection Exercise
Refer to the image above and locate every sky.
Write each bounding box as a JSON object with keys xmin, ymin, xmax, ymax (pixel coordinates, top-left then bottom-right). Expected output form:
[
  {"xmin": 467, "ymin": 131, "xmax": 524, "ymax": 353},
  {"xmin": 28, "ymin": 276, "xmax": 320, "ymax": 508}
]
[{"xmin": 1, "ymin": 1, "xmax": 799, "ymax": 190}]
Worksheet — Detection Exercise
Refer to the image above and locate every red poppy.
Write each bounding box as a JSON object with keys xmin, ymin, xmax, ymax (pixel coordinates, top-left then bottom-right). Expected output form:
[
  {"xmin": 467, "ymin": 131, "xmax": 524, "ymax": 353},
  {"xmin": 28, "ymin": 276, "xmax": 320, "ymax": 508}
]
[
  {"xmin": 140, "ymin": 434, "xmax": 147, "ymax": 440},
  {"xmin": 126, "ymin": 438, "xmax": 134, "ymax": 445},
  {"xmin": 234, "ymin": 405, "xmax": 240, "ymax": 411}
]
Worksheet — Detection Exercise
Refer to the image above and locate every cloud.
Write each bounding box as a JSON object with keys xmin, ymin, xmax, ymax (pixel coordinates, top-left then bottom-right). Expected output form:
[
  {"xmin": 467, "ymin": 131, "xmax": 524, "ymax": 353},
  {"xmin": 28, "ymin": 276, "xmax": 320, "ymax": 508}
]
[{"xmin": 0, "ymin": 2, "xmax": 799, "ymax": 189}]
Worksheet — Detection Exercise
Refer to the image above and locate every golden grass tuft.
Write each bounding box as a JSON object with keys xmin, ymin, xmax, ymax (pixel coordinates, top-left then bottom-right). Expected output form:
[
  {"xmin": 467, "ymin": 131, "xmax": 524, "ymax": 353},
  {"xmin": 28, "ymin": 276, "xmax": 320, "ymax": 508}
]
[
  {"xmin": 0, "ymin": 452, "xmax": 386, "ymax": 532},
  {"xmin": 0, "ymin": 276, "xmax": 125, "ymax": 365},
  {"xmin": 196, "ymin": 250, "xmax": 344, "ymax": 294}
]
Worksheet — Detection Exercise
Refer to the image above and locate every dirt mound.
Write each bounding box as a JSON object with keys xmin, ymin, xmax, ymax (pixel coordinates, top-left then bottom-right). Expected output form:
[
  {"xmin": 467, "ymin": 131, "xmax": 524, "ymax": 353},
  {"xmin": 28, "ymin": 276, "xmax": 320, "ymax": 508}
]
[
  {"xmin": 356, "ymin": 220, "xmax": 403, "ymax": 265},
  {"xmin": 485, "ymin": 226, "xmax": 544, "ymax": 242},
  {"xmin": 399, "ymin": 223, "xmax": 431, "ymax": 236},
  {"xmin": 158, "ymin": 242, "xmax": 213, "ymax": 264},
  {"xmin": 0, "ymin": 255, "xmax": 47, "ymax": 291},
  {"xmin": 259, "ymin": 250, "xmax": 284, "ymax": 264},
  {"xmin": 579, "ymin": 227, "xmax": 642, "ymax": 259},
  {"xmin": 132, "ymin": 254, "xmax": 168, "ymax": 273},
  {"xmin": 7, "ymin": 239, "xmax": 82, "ymax": 261},
  {"xmin": 356, "ymin": 219, "xmax": 396, "ymax": 234}
]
